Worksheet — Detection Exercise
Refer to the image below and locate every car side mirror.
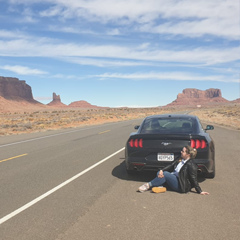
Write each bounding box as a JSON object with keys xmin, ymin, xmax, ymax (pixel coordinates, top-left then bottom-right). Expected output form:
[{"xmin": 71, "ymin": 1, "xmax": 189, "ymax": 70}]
[
  {"xmin": 205, "ymin": 125, "xmax": 214, "ymax": 131},
  {"xmin": 134, "ymin": 125, "xmax": 140, "ymax": 130}
]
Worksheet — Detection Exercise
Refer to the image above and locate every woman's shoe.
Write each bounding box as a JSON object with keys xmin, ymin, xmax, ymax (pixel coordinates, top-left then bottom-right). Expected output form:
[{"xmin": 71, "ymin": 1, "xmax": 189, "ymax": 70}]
[{"xmin": 138, "ymin": 183, "xmax": 150, "ymax": 192}]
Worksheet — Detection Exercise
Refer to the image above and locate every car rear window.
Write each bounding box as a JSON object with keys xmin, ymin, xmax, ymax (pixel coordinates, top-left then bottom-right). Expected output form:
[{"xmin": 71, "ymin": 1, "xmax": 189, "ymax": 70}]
[{"xmin": 140, "ymin": 118, "xmax": 195, "ymax": 134}]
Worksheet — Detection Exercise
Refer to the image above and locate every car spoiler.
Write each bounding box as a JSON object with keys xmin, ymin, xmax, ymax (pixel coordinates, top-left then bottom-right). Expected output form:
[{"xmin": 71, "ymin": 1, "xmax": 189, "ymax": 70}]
[{"xmin": 129, "ymin": 134, "xmax": 207, "ymax": 140}]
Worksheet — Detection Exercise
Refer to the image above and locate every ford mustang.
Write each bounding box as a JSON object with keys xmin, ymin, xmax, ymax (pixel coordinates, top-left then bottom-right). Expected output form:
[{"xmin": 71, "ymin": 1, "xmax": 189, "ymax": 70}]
[{"xmin": 125, "ymin": 114, "xmax": 215, "ymax": 178}]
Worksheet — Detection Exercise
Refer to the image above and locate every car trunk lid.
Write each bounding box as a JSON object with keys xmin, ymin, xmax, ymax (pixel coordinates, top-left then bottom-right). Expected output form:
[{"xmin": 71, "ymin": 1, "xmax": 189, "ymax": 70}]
[{"xmin": 133, "ymin": 134, "xmax": 192, "ymax": 150}]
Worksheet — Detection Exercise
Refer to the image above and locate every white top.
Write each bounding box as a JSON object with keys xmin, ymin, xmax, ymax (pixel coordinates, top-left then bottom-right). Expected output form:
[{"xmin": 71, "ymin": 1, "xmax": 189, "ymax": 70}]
[{"xmin": 172, "ymin": 159, "xmax": 188, "ymax": 177}]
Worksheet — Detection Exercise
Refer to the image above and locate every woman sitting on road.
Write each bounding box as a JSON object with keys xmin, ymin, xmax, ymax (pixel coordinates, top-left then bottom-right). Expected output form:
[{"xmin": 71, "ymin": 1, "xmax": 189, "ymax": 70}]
[{"xmin": 138, "ymin": 146, "xmax": 210, "ymax": 195}]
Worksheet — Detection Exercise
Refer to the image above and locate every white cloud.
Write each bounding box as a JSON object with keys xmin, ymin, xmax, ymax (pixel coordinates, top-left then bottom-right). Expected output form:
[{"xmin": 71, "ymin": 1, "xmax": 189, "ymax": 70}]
[
  {"xmin": 21, "ymin": 7, "xmax": 38, "ymax": 23},
  {"xmin": 39, "ymin": 5, "xmax": 64, "ymax": 17},
  {"xmin": 0, "ymin": 29, "xmax": 27, "ymax": 39},
  {"xmin": 140, "ymin": 17, "xmax": 239, "ymax": 40},
  {"xmin": 0, "ymin": 36, "xmax": 239, "ymax": 66},
  {"xmin": 51, "ymin": 74, "xmax": 81, "ymax": 79},
  {"xmin": 48, "ymin": 25, "xmax": 98, "ymax": 35},
  {"xmin": 95, "ymin": 72, "xmax": 238, "ymax": 83},
  {"xmin": 63, "ymin": 57, "xmax": 157, "ymax": 67},
  {"xmin": 6, "ymin": 0, "xmax": 239, "ymax": 39},
  {"xmin": 0, "ymin": 65, "xmax": 48, "ymax": 75},
  {"xmin": 106, "ymin": 28, "xmax": 121, "ymax": 36},
  {"xmin": 54, "ymin": 0, "xmax": 238, "ymax": 39}
]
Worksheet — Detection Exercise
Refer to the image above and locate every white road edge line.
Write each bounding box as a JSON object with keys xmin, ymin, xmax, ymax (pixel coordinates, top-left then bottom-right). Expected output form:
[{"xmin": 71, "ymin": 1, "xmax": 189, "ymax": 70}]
[{"xmin": 0, "ymin": 147, "xmax": 125, "ymax": 225}]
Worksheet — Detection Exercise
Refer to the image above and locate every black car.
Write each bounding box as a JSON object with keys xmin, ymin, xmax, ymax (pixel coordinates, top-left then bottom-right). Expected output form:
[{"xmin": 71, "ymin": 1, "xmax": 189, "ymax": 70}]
[{"xmin": 125, "ymin": 114, "xmax": 215, "ymax": 178}]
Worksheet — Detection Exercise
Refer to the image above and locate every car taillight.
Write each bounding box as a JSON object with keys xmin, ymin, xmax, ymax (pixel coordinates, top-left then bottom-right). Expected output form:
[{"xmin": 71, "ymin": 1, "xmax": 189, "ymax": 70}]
[
  {"xmin": 129, "ymin": 139, "xmax": 143, "ymax": 148},
  {"xmin": 191, "ymin": 139, "xmax": 207, "ymax": 149}
]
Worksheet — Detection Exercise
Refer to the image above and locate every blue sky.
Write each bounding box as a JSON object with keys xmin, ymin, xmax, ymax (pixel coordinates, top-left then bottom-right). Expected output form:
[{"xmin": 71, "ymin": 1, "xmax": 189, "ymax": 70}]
[{"xmin": 0, "ymin": 0, "xmax": 239, "ymax": 107}]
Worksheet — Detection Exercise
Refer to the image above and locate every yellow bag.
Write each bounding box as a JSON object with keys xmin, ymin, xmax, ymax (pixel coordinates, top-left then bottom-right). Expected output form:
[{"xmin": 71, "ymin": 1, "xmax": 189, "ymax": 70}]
[{"xmin": 152, "ymin": 187, "xmax": 166, "ymax": 193}]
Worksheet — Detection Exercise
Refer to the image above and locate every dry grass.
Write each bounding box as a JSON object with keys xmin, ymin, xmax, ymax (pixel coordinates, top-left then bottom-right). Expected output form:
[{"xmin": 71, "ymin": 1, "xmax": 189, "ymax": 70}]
[
  {"xmin": 0, "ymin": 105, "xmax": 239, "ymax": 136},
  {"xmin": 0, "ymin": 108, "xmax": 168, "ymax": 136},
  {"xmin": 191, "ymin": 105, "xmax": 240, "ymax": 130}
]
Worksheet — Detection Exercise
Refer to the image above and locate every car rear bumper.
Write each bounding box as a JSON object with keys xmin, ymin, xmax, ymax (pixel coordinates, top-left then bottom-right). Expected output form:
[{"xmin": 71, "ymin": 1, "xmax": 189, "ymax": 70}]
[{"xmin": 125, "ymin": 157, "xmax": 213, "ymax": 174}]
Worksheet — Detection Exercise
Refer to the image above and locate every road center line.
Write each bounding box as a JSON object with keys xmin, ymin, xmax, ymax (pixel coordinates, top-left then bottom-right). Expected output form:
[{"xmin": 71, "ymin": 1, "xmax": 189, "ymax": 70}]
[
  {"xmin": 0, "ymin": 121, "xmax": 123, "ymax": 148},
  {"xmin": 0, "ymin": 128, "xmax": 96, "ymax": 148},
  {"xmin": 0, "ymin": 154, "xmax": 28, "ymax": 163},
  {"xmin": 98, "ymin": 130, "xmax": 110, "ymax": 134},
  {"xmin": 0, "ymin": 147, "xmax": 125, "ymax": 225}
]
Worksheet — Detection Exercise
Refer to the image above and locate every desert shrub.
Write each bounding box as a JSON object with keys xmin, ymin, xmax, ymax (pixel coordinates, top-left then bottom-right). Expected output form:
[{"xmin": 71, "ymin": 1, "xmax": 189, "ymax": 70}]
[
  {"xmin": 1, "ymin": 124, "xmax": 10, "ymax": 128},
  {"xmin": 23, "ymin": 123, "xmax": 32, "ymax": 129}
]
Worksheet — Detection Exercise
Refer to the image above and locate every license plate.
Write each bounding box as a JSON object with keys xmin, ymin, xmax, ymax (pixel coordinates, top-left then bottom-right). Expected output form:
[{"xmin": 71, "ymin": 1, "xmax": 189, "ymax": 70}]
[{"xmin": 157, "ymin": 153, "xmax": 174, "ymax": 161}]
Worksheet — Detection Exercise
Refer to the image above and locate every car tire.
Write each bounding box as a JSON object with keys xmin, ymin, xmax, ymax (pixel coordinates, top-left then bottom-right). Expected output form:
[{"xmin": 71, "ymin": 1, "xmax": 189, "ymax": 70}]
[
  {"xmin": 126, "ymin": 163, "xmax": 137, "ymax": 174},
  {"xmin": 206, "ymin": 163, "xmax": 215, "ymax": 178}
]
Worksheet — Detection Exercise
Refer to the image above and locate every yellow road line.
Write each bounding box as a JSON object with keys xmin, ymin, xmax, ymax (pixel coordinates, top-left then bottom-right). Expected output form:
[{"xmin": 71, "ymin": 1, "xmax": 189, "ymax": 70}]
[
  {"xmin": 98, "ymin": 130, "xmax": 110, "ymax": 134},
  {"xmin": 0, "ymin": 154, "xmax": 28, "ymax": 163}
]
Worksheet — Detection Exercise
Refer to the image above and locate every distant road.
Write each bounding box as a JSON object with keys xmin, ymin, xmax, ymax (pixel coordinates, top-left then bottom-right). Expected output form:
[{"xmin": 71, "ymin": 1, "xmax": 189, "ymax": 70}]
[{"xmin": 0, "ymin": 119, "xmax": 239, "ymax": 240}]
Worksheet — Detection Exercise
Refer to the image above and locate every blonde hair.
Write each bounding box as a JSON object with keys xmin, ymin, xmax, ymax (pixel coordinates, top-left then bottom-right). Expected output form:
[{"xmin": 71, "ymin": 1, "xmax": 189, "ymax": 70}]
[{"xmin": 185, "ymin": 145, "xmax": 197, "ymax": 159}]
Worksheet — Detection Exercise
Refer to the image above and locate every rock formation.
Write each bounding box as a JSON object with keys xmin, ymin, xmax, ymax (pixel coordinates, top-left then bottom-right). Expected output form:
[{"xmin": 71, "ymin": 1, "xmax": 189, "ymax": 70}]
[
  {"xmin": 68, "ymin": 100, "xmax": 105, "ymax": 108},
  {"xmin": 0, "ymin": 76, "xmax": 35, "ymax": 101},
  {"xmin": 166, "ymin": 88, "xmax": 229, "ymax": 107},
  {"xmin": 178, "ymin": 88, "xmax": 223, "ymax": 99},
  {"xmin": 232, "ymin": 98, "xmax": 240, "ymax": 103},
  {"xmin": 47, "ymin": 93, "xmax": 67, "ymax": 107},
  {"xmin": 1, "ymin": 76, "xmax": 238, "ymax": 113}
]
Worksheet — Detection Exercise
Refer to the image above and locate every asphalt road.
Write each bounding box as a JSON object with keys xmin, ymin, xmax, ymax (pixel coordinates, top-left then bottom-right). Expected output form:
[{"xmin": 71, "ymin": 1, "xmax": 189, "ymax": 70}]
[{"xmin": 0, "ymin": 119, "xmax": 239, "ymax": 240}]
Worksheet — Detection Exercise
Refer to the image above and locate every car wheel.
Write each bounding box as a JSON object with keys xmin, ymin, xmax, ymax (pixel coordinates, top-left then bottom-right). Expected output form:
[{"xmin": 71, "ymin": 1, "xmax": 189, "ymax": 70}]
[
  {"xmin": 206, "ymin": 163, "xmax": 215, "ymax": 178},
  {"xmin": 125, "ymin": 164, "xmax": 136, "ymax": 175}
]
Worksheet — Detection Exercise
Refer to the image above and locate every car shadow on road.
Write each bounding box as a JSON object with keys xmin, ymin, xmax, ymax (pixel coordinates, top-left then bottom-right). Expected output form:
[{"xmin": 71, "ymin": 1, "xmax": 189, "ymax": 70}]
[
  {"xmin": 112, "ymin": 159, "xmax": 161, "ymax": 183},
  {"xmin": 112, "ymin": 158, "xmax": 207, "ymax": 184}
]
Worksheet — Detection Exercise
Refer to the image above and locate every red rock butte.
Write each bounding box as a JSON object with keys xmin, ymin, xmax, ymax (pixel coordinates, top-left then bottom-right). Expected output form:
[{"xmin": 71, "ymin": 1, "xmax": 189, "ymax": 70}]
[
  {"xmin": 166, "ymin": 88, "xmax": 229, "ymax": 107},
  {"xmin": 0, "ymin": 77, "xmax": 239, "ymax": 112},
  {"xmin": 0, "ymin": 76, "xmax": 36, "ymax": 102},
  {"xmin": 68, "ymin": 100, "xmax": 106, "ymax": 108},
  {"xmin": 47, "ymin": 93, "xmax": 67, "ymax": 107}
]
